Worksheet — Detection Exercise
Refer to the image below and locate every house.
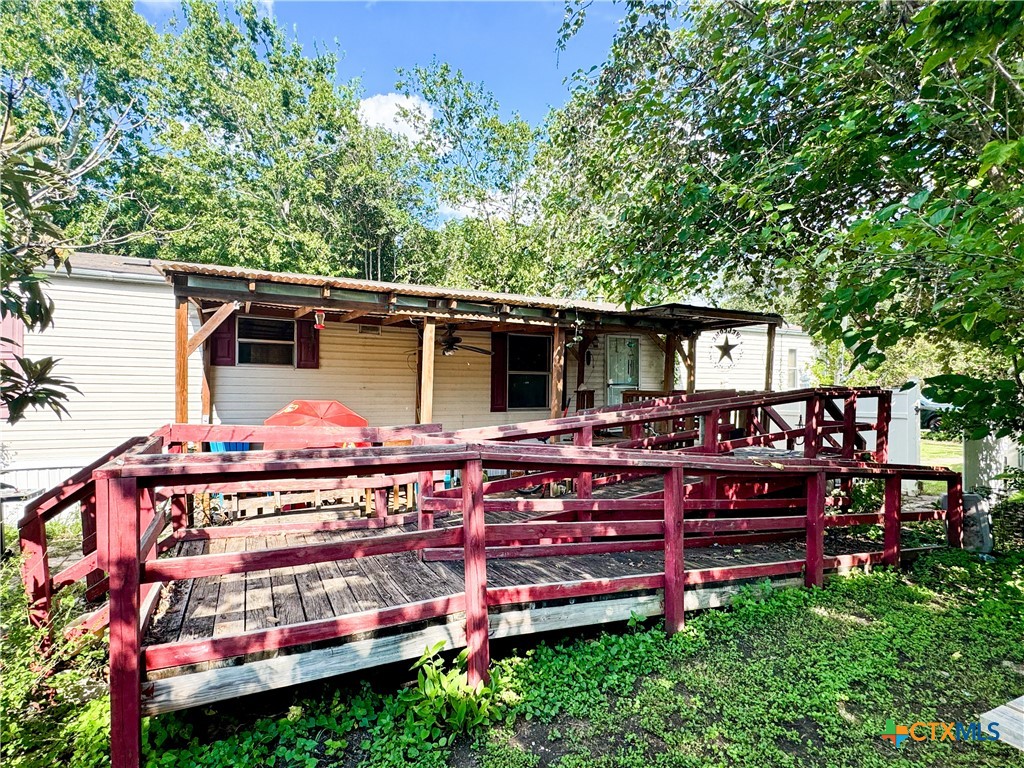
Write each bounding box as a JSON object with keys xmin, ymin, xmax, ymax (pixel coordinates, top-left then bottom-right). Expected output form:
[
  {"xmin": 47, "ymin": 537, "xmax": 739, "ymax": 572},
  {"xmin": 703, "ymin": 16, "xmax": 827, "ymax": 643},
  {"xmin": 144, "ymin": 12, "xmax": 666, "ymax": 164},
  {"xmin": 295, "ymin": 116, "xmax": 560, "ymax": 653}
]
[{"xmin": 2, "ymin": 253, "xmax": 800, "ymax": 494}]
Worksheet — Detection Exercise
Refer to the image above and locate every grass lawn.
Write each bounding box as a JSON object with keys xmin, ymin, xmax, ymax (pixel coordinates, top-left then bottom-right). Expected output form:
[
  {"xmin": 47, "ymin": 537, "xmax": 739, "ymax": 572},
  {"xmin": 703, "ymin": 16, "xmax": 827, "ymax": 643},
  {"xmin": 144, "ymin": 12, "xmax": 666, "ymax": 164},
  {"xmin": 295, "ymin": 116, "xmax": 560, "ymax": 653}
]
[
  {"xmin": 131, "ymin": 549, "xmax": 1024, "ymax": 768},
  {"xmin": 920, "ymin": 438, "xmax": 964, "ymax": 496}
]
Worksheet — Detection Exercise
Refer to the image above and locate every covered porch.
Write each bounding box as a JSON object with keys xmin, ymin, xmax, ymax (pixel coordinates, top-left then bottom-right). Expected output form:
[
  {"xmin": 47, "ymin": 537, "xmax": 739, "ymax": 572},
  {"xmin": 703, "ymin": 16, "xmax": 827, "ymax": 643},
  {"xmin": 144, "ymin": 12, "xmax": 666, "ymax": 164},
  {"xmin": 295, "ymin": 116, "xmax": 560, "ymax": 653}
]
[{"xmin": 158, "ymin": 263, "xmax": 783, "ymax": 429}]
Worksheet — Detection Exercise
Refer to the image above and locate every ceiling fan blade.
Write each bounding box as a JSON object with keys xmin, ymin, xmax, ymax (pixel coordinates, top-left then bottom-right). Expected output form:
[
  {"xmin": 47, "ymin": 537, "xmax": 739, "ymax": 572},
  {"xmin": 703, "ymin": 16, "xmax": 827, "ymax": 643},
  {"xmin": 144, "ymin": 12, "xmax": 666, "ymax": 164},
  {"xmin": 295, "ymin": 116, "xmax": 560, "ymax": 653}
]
[{"xmin": 457, "ymin": 344, "xmax": 494, "ymax": 356}]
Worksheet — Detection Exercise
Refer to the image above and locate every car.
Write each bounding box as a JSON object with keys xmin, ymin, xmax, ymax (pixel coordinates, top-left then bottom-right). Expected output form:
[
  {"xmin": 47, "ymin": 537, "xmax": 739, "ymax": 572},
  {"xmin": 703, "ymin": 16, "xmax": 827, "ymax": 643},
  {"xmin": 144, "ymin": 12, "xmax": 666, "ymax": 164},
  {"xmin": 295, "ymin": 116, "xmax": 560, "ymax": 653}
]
[{"xmin": 917, "ymin": 394, "xmax": 955, "ymax": 431}]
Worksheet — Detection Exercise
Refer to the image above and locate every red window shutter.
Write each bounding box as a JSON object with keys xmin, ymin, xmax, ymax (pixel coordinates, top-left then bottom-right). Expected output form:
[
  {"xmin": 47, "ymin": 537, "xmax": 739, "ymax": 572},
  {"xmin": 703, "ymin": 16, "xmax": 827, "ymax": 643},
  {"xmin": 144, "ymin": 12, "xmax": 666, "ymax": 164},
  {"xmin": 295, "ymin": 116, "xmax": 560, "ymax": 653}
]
[
  {"xmin": 296, "ymin": 319, "xmax": 319, "ymax": 369},
  {"xmin": 490, "ymin": 331, "xmax": 507, "ymax": 412},
  {"xmin": 210, "ymin": 313, "xmax": 236, "ymax": 366}
]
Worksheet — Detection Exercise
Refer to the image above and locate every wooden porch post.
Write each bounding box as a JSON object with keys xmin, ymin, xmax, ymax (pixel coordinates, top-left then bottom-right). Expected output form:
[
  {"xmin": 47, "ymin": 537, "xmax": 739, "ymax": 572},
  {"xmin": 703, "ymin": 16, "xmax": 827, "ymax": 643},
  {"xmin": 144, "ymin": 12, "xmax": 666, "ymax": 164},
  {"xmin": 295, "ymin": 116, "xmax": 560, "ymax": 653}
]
[
  {"xmin": 551, "ymin": 327, "xmax": 566, "ymax": 419},
  {"xmin": 764, "ymin": 324, "xmax": 777, "ymax": 391},
  {"xmin": 663, "ymin": 333, "xmax": 677, "ymax": 392},
  {"xmin": 686, "ymin": 335, "xmax": 697, "ymax": 393},
  {"xmin": 175, "ymin": 297, "xmax": 189, "ymax": 423},
  {"xmin": 419, "ymin": 319, "xmax": 436, "ymax": 424}
]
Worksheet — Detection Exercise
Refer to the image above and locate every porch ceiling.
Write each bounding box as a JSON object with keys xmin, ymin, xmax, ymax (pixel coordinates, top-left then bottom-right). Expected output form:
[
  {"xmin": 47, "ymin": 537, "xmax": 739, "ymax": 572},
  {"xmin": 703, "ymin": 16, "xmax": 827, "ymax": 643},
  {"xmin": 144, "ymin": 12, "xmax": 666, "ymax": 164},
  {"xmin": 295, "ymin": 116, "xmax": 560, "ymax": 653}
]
[{"xmin": 157, "ymin": 262, "xmax": 782, "ymax": 335}]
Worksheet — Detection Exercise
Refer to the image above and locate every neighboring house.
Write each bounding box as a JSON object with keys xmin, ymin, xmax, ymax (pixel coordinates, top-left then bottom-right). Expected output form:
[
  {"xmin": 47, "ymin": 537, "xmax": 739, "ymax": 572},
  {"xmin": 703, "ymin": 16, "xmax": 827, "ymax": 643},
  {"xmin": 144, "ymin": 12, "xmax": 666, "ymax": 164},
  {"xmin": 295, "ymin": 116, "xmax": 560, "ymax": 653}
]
[{"xmin": 2, "ymin": 254, "xmax": 813, "ymax": 495}]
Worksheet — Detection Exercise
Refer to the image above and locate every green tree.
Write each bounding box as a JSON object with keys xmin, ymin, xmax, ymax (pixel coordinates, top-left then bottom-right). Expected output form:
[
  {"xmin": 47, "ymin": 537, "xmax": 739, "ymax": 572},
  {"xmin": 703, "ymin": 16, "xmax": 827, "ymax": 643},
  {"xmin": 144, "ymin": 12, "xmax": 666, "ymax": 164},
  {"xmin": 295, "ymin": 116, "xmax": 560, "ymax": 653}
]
[
  {"xmin": 546, "ymin": 0, "xmax": 1024, "ymax": 438},
  {"xmin": 396, "ymin": 61, "xmax": 546, "ymax": 294},
  {"xmin": 1, "ymin": 0, "xmax": 156, "ymax": 421}
]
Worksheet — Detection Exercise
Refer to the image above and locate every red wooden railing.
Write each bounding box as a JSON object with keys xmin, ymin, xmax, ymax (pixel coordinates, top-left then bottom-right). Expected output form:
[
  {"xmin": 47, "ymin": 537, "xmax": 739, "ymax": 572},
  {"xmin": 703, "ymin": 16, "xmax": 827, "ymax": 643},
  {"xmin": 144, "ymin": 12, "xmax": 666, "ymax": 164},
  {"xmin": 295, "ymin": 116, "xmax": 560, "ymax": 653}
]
[{"xmin": 15, "ymin": 388, "xmax": 962, "ymax": 768}]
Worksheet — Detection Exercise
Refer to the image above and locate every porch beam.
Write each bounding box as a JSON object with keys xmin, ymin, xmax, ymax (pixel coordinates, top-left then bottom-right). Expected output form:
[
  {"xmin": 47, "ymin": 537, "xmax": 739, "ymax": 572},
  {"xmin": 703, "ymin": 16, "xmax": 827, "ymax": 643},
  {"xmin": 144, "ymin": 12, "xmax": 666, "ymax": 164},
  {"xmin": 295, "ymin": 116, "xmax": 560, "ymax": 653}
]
[
  {"xmin": 338, "ymin": 309, "xmax": 371, "ymax": 323},
  {"xmin": 551, "ymin": 327, "xmax": 566, "ymax": 419},
  {"xmin": 293, "ymin": 307, "xmax": 314, "ymax": 319},
  {"xmin": 186, "ymin": 301, "xmax": 238, "ymax": 357},
  {"xmin": 419, "ymin": 319, "xmax": 436, "ymax": 424}
]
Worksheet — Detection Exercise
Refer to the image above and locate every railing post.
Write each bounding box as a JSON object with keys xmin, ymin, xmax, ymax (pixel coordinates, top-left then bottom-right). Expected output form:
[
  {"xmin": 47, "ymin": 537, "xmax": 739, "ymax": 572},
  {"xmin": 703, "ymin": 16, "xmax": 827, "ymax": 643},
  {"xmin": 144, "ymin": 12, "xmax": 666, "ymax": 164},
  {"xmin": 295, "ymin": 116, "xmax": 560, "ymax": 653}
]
[
  {"xmin": 842, "ymin": 392, "xmax": 857, "ymax": 460},
  {"xmin": 574, "ymin": 427, "xmax": 593, "ymax": 542},
  {"xmin": 102, "ymin": 476, "xmax": 141, "ymax": 768},
  {"xmin": 875, "ymin": 391, "xmax": 892, "ymax": 463},
  {"xmin": 946, "ymin": 475, "xmax": 963, "ymax": 548},
  {"xmin": 18, "ymin": 516, "xmax": 52, "ymax": 629},
  {"xmin": 462, "ymin": 459, "xmax": 490, "ymax": 686},
  {"xmin": 663, "ymin": 466, "xmax": 686, "ymax": 634},
  {"xmin": 417, "ymin": 471, "xmax": 435, "ymax": 531},
  {"xmin": 803, "ymin": 395, "xmax": 822, "ymax": 458},
  {"xmin": 702, "ymin": 408, "xmax": 721, "ymax": 454},
  {"xmin": 574, "ymin": 427, "xmax": 593, "ymax": 499},
  {"xmin": 373, "ymin": 487, "xmax": 388, "ymax": 518},
  {"xmin": 883, "ymin": 474, "xmax": 902, "ymax": 567},
  {"xmin": 80, "ymin": 485, "xmax": 106, "ymax": 595},
  {"xmin": 805, "ymin": 472, "xmax": 826, "ymax": 588}
]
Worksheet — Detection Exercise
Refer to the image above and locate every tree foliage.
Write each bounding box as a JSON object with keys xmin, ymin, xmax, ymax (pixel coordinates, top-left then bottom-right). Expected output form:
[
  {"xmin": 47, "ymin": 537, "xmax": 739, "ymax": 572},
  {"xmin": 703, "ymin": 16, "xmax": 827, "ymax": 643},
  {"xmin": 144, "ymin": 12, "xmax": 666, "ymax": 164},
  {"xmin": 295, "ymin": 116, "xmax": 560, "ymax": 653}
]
[
  {"xmin": 545, "ymin": 0, "xmax": 1024, "ymax": 438},
  {"xmin": 396, "ymin": 61, "xmax": 548, "ymax": 294}
]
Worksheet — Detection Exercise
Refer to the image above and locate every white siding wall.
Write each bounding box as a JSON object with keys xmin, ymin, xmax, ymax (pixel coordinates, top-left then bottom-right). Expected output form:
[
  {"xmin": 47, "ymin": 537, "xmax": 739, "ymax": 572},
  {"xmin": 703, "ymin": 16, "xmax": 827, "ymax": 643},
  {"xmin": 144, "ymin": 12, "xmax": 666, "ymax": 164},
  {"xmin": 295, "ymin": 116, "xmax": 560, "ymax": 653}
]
[
  {"xmin": 1, "ymin": 273, "xmax": 202, "ymax": 491},
  {"xmin": 693, "ymin": 325, "xmax": 815, "ymax": 392}
]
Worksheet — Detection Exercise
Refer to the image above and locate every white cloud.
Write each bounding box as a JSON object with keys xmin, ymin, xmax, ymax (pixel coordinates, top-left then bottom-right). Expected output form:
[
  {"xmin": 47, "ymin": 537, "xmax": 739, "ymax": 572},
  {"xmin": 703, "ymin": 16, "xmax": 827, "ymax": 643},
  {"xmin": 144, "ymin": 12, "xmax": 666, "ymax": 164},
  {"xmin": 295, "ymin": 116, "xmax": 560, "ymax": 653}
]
[{"xmin": 358, "ymin": 93, "xmax": 432, "ymax": 144}]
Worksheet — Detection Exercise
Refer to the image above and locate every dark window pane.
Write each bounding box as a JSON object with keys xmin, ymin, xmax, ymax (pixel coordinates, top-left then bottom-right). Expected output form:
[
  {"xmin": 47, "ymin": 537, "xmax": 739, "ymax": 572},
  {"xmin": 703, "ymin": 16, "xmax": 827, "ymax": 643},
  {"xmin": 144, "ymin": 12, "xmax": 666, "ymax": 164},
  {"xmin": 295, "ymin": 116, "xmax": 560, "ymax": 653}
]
[
  {"xmin": 238, "ymin": 317, "xmax": 294, "ymax": 342},
  {"xmin": 508, "ymin": 335, "xmax": 550, "ymax": 373},
  {"xmin": 239, "ymin": 342, "xmax": 294, "ymax": 366},
  {"xmin": 508, "ymin": 373, "xmax": 549, "ymax": 409}
]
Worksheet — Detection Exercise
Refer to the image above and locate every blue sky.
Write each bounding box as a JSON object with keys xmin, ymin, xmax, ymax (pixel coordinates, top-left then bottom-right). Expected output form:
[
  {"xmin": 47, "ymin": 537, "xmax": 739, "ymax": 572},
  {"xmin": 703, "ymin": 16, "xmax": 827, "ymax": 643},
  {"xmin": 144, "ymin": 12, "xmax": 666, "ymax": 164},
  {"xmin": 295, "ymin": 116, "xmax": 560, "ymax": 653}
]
[{"xmin": 135, "ymin": 1, "xmax": 623, "ymax": 125}]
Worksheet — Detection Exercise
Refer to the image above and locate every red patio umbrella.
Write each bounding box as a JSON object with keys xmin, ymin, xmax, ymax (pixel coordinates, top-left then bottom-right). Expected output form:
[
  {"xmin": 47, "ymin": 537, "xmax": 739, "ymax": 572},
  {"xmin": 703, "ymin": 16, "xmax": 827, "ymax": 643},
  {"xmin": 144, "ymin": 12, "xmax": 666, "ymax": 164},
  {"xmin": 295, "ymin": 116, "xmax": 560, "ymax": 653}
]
[{"xmin": 262, "ymin": 399, "xmax": 369, "ymax": 449}]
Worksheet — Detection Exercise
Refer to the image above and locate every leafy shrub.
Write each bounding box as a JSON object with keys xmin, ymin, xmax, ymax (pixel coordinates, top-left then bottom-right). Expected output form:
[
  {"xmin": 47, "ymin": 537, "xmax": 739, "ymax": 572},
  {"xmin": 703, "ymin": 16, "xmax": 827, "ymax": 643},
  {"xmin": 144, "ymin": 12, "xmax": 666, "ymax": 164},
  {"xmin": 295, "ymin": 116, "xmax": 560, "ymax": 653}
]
[{"xmin": 0, "ymin": 556, "xmax": 109, "ymax": 768}]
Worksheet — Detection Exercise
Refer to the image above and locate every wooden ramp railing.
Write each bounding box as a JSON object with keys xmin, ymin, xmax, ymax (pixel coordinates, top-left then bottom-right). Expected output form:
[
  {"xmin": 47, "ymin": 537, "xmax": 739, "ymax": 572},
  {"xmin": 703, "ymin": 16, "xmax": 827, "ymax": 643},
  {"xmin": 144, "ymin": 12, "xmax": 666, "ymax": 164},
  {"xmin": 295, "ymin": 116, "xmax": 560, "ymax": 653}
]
[{"xmin": 15, "ymin": 388, "xmax": 962, "ymax": 768}]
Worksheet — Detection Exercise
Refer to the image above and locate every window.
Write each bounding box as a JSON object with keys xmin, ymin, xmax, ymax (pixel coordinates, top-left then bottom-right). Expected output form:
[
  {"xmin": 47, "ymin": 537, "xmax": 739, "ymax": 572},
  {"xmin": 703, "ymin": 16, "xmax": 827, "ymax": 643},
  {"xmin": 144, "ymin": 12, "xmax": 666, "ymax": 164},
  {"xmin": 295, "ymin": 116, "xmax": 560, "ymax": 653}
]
[
  {"xmin": 507, "ymin": 334, "xmax": 551, "ymax": 409},
  {"xmin": 785, "ymin": 349, "xmax": 798, "ymax": 389},
  {"xmin": 238, "ymin": 317, "xmax": 295, "ymax": 366}
]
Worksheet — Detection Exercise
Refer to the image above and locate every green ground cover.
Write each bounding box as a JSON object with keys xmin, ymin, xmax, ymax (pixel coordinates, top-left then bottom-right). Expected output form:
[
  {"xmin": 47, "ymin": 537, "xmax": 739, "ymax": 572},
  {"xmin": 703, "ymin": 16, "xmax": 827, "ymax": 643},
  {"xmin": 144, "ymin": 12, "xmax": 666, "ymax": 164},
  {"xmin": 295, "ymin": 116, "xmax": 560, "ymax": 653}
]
[{"xmin": 5, "ymin": 537, "xmax": 1022, "ymax": 768}]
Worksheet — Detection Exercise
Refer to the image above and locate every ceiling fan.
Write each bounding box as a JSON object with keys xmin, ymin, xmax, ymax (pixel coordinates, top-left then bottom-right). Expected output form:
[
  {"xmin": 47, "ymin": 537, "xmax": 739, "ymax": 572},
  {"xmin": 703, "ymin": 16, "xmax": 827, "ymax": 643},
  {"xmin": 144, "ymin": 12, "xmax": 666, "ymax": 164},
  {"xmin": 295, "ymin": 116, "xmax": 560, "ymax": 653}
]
[
  {"xmin": 404, "ymin": 324, "xmax": 493, "ymax": 359},
  {"xmin": 438, "ymin": 324, "xmax": 492, "ymax": 356}
]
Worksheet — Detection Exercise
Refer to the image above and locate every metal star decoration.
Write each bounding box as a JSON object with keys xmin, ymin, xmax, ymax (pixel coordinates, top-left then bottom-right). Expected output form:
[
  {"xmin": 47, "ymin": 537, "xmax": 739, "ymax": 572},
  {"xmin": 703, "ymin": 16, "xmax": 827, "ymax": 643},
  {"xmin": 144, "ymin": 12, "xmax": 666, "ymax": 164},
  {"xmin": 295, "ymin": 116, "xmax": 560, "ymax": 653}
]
[{"xmin": 715, "ymin": 337, "xmax": 738, "ymax": 363}]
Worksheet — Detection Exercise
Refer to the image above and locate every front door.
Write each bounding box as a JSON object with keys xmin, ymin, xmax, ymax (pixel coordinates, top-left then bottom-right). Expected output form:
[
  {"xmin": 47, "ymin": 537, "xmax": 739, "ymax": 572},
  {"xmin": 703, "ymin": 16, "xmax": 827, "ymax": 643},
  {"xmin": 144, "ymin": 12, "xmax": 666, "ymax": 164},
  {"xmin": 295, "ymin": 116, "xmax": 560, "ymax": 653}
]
[{"xmin": 607, "ymin": 336, "xmax": 640, "ymax": 406}]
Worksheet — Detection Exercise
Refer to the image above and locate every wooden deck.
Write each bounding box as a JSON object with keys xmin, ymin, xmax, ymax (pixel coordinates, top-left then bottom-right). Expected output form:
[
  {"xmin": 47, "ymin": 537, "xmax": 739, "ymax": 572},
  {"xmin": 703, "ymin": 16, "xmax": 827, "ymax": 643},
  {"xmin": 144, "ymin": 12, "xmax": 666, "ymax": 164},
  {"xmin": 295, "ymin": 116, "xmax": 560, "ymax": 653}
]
[{"xmin": 18, "ymin": 388, "xmax": 969, "ymax": 768}]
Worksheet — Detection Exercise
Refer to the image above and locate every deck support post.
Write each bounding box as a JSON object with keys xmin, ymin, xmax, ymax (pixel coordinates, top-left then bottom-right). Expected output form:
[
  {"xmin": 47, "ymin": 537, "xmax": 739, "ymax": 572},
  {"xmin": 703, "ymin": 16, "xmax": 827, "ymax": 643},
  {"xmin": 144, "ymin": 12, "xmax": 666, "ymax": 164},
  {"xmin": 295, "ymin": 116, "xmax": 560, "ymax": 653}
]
[
  {"xmin": 764, "ymin": 324, "xmax": 777, "ymax": 391},
  {"xmin": 883, "ymin": 474, "xmax": 902, "ymax": 567},
  {"xmin": 551, "ymin": 327, "xmax": 566, "ymax": 419},
  {"xmin": 946, "ymin": 475, "xmax": 963, "ymax": 548},
  {"xmin": 105, "ymin": 477, "xmax": 141, "ymax": 768},
  {"xmin": 803, "ymin": 394, "xmax": 822, "ymax": 458},
  {"xmin": 461, "ymin": 459, "xmax": 489, "ymax": 686},
  {"xmin": 875, "ymin": 390, "xmax": 892, "ymax": 463},
  {"xmin": 574, "ymin": 427, "xmax": 593, "ymax": 541},
  {"xmin": 805, "ymin": 472, "xmax": 826, "ymax": 588},
  {"xmin": 175, "ymin": 296, "xmax": 189, "ymax": 423},
  {"xmin": 419, "ymin": 319, "xmax": 436, "ymax": 424},
  {"xmin": 663, "ymin": 466, "xmax": 686, "ymax": 633}
]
